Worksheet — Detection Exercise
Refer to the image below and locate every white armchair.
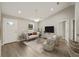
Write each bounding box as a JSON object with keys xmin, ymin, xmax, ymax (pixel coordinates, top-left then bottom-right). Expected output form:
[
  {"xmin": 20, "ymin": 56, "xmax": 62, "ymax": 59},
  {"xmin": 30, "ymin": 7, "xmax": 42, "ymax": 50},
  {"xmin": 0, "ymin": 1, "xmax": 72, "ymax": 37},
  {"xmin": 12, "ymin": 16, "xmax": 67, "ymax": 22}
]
[
  {"xmin": 43, "ymin": 39, "xmax": 56, "ymax": 51},
  {"xmin": 43, "ymin": 35, "xmax": 57, "ymax": 51}
]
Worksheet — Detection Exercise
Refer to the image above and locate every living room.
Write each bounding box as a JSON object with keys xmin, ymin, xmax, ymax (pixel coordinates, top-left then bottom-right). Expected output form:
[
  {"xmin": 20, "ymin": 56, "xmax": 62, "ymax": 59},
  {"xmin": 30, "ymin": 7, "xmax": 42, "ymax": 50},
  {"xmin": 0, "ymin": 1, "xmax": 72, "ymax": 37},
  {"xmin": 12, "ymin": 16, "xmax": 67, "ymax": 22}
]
[{"xmin": 0, "ymin": 2, "xmax": 76, "ymax": 57}]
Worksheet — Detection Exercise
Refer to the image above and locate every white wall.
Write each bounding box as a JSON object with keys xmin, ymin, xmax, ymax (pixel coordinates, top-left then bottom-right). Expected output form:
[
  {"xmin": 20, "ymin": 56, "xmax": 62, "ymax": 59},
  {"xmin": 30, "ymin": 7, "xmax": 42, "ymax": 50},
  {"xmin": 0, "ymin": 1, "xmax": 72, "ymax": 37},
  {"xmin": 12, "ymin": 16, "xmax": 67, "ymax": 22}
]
[
  {"xmin": 17, "ymin": 19, "xmax": 38, "ymax": 35},
  {"xmin": 75, "ymin": 3, "xmax": 79, "ymax": 42},
  {"xmin": 3, "ymin": 18, "xmax": 18, "ymax": 44},
  {"xmin": 39, "ymin": 5, "xmax": 74, "ymax": 41},
  {"xmin": 0, "ymin": 3, "xmax": 1, "ymax": 40},
  {"xmin": 75, "ymin": 3, "xmax": 79, "ymax": 34},
  {"xmin": 3, "ymin": 16, "xmax": 37, "ymax": 44},
  {"xmin": 0, "ymin": 3, "xmax": 1, "ymax": 56}
]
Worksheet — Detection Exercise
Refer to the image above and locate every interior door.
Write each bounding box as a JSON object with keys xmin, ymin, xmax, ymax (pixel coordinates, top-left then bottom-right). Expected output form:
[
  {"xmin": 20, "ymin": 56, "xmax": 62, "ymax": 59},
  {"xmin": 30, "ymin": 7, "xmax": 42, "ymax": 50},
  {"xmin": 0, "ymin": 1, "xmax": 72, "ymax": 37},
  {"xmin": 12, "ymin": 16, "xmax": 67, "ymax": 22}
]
[
  {"xmin": 3, "ymin": 18, "xmax": 18, "ymax": 44},
  {"xmin": 58, "ymin": 21, "xmax": 65, "ymax": 38}
]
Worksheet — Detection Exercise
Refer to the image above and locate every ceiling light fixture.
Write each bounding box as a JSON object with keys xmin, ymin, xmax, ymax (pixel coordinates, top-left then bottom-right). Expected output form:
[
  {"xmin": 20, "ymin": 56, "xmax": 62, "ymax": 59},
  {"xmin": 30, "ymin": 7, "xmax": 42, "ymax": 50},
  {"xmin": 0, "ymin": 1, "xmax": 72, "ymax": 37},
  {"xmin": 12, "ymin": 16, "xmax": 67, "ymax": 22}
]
[
  {"xmin": 18, "ymin": 10, "xmax": 22, "ymax": 14},
  {"xmin": 34, "ymin": 19, "xmax": 39, "ymax": 22}
]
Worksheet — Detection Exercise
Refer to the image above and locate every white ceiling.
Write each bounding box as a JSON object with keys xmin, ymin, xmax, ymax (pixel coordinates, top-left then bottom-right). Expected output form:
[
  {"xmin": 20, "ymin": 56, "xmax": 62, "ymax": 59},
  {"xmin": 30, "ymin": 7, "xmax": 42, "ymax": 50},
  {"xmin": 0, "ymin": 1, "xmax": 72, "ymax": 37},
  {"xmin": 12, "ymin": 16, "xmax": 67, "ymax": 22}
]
[{"xmin": 1, "ymin": 2, "xmax": 74, "ymax": 22}]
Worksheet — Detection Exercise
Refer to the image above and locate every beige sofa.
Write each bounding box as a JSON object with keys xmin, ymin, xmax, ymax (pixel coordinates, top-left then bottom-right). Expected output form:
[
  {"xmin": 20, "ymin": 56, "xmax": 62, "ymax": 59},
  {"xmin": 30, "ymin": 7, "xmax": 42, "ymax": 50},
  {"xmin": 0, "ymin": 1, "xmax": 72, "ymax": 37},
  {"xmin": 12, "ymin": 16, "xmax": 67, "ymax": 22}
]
[{"xmin": 26, "ymin": 32, "xmax": 40, "ymax": 40}]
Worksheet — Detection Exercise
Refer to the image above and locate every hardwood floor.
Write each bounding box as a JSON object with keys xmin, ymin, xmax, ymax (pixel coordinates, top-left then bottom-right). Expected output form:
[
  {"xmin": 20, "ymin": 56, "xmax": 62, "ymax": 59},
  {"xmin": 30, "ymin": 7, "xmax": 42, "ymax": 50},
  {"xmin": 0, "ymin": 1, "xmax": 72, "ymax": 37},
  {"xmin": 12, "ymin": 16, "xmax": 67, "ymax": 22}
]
[{"xmin": 1, "ymin": 40, "xmax": 70, "ymax": 57}]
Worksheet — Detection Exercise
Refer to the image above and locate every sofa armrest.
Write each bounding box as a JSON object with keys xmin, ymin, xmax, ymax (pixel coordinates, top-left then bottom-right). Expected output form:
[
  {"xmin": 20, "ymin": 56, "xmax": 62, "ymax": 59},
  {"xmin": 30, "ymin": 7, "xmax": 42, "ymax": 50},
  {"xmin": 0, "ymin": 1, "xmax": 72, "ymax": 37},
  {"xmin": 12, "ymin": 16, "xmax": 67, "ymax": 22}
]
[{"xmin": 37, "ymin": 32, "xmax": 40, "ymax": 36}]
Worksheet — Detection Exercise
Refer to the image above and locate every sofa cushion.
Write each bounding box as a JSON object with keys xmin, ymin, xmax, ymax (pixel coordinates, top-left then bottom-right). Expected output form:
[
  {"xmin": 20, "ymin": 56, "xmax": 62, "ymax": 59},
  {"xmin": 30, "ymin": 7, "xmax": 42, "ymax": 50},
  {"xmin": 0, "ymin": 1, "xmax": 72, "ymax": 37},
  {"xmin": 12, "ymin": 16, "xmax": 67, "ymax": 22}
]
[
  {"xmin": 28, "ymin": 35, "xmax": 38, "ymax": 39},
  {"xmin": 32, "ymin": 32, "xmax": 37, "ymax": 35},
  {"xmin": 28, "ymin": 33, "xmax": 32, "ymax": 36}
]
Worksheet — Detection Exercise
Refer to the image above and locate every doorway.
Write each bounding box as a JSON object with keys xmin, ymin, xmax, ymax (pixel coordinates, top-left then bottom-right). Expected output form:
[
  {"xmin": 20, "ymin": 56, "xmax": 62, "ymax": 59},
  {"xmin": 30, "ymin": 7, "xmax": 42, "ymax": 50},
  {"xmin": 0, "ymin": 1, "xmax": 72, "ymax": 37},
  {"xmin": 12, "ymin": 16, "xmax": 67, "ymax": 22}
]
[{"xmin": 59, "ymin": 21, "xmax": 66, "ymax": 39}]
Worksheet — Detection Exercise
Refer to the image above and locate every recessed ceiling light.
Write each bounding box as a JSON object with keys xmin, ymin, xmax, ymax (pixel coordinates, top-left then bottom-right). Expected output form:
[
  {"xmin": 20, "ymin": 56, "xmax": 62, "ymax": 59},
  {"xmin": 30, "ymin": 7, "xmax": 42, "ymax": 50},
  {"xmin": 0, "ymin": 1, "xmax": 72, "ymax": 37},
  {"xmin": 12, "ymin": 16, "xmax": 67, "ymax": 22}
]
[
  {"xmin": 18, "ymin": 10, "xmax": 22, "ymax": 14},
  {"xmin": 50, "ymin": 8, "xmax": 54, "ymax": 11}
]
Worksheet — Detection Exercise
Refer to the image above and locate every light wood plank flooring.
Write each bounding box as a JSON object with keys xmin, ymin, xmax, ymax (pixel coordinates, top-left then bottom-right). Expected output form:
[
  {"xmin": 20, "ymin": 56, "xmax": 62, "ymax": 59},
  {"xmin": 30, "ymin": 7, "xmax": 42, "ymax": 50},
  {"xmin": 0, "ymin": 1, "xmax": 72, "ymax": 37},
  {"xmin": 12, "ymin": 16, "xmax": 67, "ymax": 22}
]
[{"xmin": 1, "ymin": 40, "xmax": 70, "ymax": 57}]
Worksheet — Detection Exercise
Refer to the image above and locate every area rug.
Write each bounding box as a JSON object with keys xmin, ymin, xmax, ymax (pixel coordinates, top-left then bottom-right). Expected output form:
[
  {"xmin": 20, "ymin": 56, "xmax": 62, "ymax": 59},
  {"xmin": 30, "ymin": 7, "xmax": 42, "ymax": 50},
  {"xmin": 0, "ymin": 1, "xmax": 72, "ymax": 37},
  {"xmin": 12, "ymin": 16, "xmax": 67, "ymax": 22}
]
[
  {"xmin": 23, "ymin": 38, "xmax": 45, "ymax": 52},
  {"xmin": 23, "ymin": 38, "xmax": 70, "ymax": 57}
]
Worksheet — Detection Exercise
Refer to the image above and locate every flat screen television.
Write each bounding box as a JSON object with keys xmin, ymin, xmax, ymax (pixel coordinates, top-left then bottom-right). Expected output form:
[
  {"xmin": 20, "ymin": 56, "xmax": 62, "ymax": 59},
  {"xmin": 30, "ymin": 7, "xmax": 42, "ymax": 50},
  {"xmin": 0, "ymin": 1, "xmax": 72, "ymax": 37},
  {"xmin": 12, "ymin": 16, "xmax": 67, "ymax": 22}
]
[{"xmin": 45, "ymin": 26, "xmax": 54, "ymax": 33}]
